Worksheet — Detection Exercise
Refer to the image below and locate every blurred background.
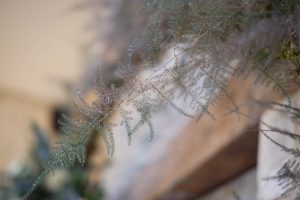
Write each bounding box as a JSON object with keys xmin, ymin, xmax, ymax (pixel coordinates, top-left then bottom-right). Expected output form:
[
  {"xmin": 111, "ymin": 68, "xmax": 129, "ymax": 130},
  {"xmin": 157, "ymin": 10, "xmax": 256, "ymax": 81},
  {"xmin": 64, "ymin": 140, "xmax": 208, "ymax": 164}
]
[
  {"xmin": 0, "ymin": 0, "xmax": 298, "ymax": 200},
  {"xmin": 0, "ymin": 0, "xmax": 105, "ymax": 199}
]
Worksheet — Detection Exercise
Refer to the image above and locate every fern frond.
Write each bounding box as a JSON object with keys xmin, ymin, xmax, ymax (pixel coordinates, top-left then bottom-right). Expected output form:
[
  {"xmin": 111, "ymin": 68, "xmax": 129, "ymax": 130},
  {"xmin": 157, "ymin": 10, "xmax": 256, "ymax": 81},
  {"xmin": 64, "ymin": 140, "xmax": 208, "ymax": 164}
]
[
  {"xmin": 28, "ymin": 0, "xmax": 300, "ymax": 197},
  {"xmin": 24, "ymin": 116, "xmax": 93, "ymax": 198}
]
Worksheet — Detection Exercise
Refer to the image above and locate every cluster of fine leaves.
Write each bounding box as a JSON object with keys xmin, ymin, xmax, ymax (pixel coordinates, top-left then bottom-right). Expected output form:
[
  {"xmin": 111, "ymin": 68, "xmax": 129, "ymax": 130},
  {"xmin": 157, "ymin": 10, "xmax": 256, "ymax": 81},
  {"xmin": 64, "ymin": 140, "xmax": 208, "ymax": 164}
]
[
  {"xmin": 27, "ymin": 0, "xmax": 300, "ymax": 197},
  {"xmin": 24, "ymin": 80, "xmax": 117, "ymax": 198}
]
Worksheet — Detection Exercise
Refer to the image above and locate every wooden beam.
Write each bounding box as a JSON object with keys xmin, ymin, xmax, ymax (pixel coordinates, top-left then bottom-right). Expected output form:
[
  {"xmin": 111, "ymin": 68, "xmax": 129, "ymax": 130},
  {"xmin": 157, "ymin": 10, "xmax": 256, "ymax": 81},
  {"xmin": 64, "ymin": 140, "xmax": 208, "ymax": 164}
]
[{"xmin": 166, "ymin": 126, "xmax": 258, "ymax": 199}]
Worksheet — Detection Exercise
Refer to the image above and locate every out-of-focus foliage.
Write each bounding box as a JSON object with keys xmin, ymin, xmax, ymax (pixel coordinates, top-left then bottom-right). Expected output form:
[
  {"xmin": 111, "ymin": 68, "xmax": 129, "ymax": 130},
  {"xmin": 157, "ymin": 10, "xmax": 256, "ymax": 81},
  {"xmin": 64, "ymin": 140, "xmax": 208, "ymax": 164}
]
[
  {"xmin": 0, "ymin": 123, "xmax": 103, "ymax": 200},
  {"xmin": 27, "ymin": 0, "xmax": 300, "ymax": 198}
]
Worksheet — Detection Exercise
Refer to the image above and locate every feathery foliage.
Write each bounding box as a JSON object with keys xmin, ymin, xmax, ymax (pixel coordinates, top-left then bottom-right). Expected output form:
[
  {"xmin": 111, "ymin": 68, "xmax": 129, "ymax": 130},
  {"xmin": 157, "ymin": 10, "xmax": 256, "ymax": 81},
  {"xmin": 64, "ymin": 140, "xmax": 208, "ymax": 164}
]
[{"xmin": 27, "ymin": 0, "xmax": 300, "ymax": 197}]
